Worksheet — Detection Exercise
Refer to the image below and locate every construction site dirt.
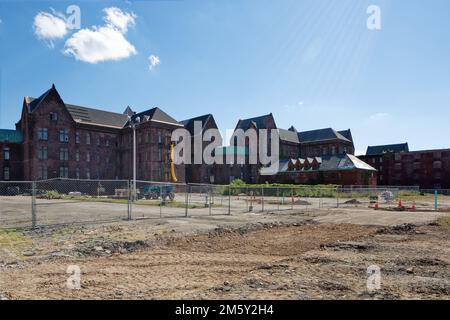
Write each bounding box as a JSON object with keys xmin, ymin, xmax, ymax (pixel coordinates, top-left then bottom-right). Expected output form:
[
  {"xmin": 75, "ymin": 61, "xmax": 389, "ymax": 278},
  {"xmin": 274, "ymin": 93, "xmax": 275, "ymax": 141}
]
[{"xmin": 0, "ymin": 208, "xmax": 449, "ymax": 300}]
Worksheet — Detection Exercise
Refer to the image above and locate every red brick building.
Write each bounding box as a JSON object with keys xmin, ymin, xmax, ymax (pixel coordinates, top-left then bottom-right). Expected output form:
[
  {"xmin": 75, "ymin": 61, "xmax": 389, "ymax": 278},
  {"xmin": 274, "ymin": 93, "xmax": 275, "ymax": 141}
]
[
  {"xmin": 2, "ymin": 85, "xmax": 185, "ymax": 182},
  {"xmin": 359, "ymin": 143, "xmax": 450, "ymax": 189},
  {"xmin": 213, "ymin": 113, "xmax": 375, "ymax": 186},
  {"xmin": 180, "ymin": 114, "xmax": 220, "ymax": 184},
  {"xmin": 0, "ymin": 130, "xmax": 23, "ymax": 181}
]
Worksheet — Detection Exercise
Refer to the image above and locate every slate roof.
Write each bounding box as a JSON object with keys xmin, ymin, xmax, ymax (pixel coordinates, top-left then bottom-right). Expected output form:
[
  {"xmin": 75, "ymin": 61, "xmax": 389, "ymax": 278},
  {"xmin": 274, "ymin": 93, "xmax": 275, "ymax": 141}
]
[
  {"xmin": 338, "ymin": 129, "xmax": 353, "ymax": 142},
  {"xmin": 298, "ymin": 128, "xmax": 351, "ymax": 143},
  {"xmin": 180, "ymin": 114, "xmax": 214, "ymax": 135},
  {"xmin": 366, "ymin": 143, "xmax": 409, "ymax": 156},
  {"xmin": 235, "ymin": 113, "xmax": 275, "ymax": 131},
  {"xmin": 129, "ymin": 107, "xmax": 182, "ymax": 127},
  {"xmin": 260, "ymin": 154, "xmax": 376, "ymax": 175},
  {"xmin": 66, "ymin": 104, "xmax": 129, "ymax": 128},
  {"xmin": 26, "ymin": 86, "xmax": 181, "ymax": 129},
  {"xmin": 277, "ymin": 128, "xmax": 300, "ymax": 144}
]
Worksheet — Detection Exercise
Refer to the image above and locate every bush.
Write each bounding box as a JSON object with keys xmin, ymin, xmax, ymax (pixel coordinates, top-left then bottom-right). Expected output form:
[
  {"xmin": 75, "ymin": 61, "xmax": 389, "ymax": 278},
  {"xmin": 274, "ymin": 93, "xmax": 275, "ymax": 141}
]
[
  {"xmin": 42, "ymin": 190, "xmax": 64, "ymax": 200},
  {"xmin": 223, "ymin": 182, "xmax": 338, "ymax": 198}
]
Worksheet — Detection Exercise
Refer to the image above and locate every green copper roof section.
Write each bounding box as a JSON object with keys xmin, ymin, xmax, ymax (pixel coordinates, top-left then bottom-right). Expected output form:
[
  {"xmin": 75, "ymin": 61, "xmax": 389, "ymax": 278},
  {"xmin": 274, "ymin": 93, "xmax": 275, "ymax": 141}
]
[{"xmin": 0, "ymin": 129, "xmax": 23, "ymax": 143}]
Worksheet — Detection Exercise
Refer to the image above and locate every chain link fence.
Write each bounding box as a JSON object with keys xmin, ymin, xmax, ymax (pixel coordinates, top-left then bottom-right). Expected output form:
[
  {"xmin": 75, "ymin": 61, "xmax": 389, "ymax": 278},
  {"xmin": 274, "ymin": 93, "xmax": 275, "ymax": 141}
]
[{"xmin": 1, "ymin": 179, "xmax": 449, "ymax": 228}]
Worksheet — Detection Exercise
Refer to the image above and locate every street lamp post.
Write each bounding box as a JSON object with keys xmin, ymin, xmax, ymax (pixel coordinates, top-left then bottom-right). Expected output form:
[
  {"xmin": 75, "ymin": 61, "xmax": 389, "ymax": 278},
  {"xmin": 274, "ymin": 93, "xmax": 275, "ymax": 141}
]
[{"xmin": 128, "ymin": 115, "xmax": 140, "ymax": 201}]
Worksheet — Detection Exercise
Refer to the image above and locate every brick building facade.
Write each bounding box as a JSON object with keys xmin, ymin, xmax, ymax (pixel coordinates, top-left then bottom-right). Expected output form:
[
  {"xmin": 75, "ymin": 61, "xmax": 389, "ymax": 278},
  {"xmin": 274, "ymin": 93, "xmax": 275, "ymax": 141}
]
[
  {"xmin": 2, "ymin": 85, "xmax": 185, "ymax": 183},
  {"xmin": 1, "ymin": 85, "xmax": 380, "ymax": 187},
  {"xmin": 359, "ymin": 143, "xmax": 450, "ymax": 189}
]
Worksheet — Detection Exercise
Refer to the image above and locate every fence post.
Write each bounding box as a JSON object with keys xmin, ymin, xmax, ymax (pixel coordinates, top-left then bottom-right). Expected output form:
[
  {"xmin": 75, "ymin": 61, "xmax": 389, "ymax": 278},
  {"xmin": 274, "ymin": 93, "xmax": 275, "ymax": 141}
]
[
  {"xmin": 291, "ymin": 187, "xmax": 294, "ymax": 210},
  {"xmin": 160, "ymin": 184, "xmax": 163, "ymax": 218},
  {"xmin": 435, "ymin": 190, "xmax": 438, "ymax": 211},
  {"xmin": 336, "ymin": 187, "xmax": 339, "ymax": 208},
  {"xmin": 261, "ymin": 187, "xmax": 264, "ymax": 212},
  {"xmin": 228, "ymin": 186, "xmax": 231, "ymax": 215},
  {"xmin": 127, "ymin": 180, "xmax": 132, "ymax": 220},
  {"xmin": 31, "ymin": 181, "xmax": 37, "ymax": 229},
  {"xmin": 184, "ymin": 185, "xmax": 188, "ymax": 217},
  {"xmin": 277, "ymin": 187, "xmax": 280, "ymax": 211},
  {"xmin": 209, "ymin": 188, "xmax": 212, "ymax": 216}
]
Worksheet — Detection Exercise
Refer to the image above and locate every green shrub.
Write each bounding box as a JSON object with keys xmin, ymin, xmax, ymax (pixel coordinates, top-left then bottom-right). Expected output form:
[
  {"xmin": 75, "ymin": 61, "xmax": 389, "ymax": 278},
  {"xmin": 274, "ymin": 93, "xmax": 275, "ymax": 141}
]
[{"xmin": 42, "ymin": 190, "xmax": 64, "ymax": 200}]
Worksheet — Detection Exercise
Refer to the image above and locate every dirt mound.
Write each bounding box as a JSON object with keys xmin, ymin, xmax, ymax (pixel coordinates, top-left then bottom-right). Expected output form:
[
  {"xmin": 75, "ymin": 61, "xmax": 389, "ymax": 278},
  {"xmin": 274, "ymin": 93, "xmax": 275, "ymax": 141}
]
[
  {"xmin": 74, "ymin": 239, "xmax": 148, "ymax": 256},
  {"xmin": 320, "ymin": 241, "xmax": 373, "ymax": 252},
  {"xmin": 376, "ymin": 223, "xmax": 417, "ymax": 235},
  {"xmin": 344, "ymin": 199, "xmax": 362, "ymax": 205},
  {"xmin": 294, "ymin": 200, "xmax": 312, "ymax": 205}
]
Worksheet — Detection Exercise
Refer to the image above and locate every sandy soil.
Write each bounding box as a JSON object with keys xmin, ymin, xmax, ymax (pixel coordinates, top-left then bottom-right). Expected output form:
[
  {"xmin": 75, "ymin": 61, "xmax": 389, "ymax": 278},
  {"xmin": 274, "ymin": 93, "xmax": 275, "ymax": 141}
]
[{"xmin": 1, "ymin": 210, "xmax": 449, "ymax": 300}]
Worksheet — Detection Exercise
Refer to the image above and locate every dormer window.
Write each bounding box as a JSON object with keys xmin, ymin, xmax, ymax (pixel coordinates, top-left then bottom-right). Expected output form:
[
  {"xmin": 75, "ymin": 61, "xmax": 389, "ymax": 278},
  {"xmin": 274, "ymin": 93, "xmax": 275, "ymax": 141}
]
[{"xmin": 50, "ymin": 112, "xmax": 58, "ymax": 121}]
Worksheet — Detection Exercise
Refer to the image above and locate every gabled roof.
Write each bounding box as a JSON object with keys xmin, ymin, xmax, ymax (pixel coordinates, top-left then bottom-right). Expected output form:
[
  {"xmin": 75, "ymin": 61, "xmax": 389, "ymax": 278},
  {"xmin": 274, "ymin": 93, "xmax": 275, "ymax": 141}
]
[
  {"xmin": 338, "ymin": 129, "xmax": 353, "ymax": 142},
  {"xmin": 235, "ymin": 113, "xmax": 276, "ymax": 131},
  {"xmin": 25, "ymin": 89, "xmax": 53, "ymax": 113},
  {"xmin": 66, "ymin": 104, "xmax": 128, "ymax": 129},
  {"xmin": 260, "ymin": 154, "xmax": 376, "ymax": 175},
  {"xmin": 130, "ymin": 107, "xmax": 182, "ymax": 127},
  {"xmin": 180, "ymin": 114, "xmax": 216, "ymax": 135},
  {"xmin": 298, "ymin": 128, "xmax": 351, "ymax": 143},
  {"xmin": 366, "ymin": 143, "xmax": 409, "ymax": 156},
  {"xmin": 277, "ymin": 128, "xmax": 300, "ymax": 144}
]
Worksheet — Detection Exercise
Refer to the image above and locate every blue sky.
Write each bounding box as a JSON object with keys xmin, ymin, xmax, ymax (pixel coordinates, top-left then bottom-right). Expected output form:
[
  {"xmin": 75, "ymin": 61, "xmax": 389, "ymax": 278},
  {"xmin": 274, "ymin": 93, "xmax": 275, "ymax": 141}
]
[{"xmin": 0, "ymin": 0, "xmax": 449, "ymax": 155}]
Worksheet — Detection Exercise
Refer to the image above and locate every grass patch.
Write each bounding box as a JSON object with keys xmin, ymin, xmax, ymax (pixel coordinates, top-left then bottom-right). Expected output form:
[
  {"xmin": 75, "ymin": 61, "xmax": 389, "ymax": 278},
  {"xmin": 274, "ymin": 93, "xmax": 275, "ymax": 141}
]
[
  {"xmin": 437, "ymin": 216, "xmax": 450, "ymax": 226},
  {"xmin": 54, "ymin": 196, "xmax": 222, "ymax": 209}
]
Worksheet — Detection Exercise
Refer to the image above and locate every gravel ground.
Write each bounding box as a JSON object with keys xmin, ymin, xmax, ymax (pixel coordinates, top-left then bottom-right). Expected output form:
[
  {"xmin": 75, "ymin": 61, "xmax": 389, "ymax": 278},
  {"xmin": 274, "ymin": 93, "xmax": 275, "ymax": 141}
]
[{"xmin": 0, "ymin": 210, "xmax": 449, "ymax": 300}]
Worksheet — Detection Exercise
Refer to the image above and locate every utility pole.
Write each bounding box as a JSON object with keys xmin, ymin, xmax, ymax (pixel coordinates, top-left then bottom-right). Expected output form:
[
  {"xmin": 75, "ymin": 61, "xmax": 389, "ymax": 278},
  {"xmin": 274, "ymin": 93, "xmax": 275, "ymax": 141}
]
[{"xmin": 128, "ymin": 114, "xmax": 140, "ymax": 201}]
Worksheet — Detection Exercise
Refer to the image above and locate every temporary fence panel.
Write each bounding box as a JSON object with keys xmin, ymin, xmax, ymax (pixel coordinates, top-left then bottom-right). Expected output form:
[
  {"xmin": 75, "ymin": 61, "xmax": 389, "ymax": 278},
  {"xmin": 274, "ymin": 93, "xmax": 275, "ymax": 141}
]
[
  {"xmin": 34, "ymin": 179, "xmax": 130, "ymax": 226},
  {"xmin": 0, "ymin": 181, "xmax": 34, "ymax": 228}
]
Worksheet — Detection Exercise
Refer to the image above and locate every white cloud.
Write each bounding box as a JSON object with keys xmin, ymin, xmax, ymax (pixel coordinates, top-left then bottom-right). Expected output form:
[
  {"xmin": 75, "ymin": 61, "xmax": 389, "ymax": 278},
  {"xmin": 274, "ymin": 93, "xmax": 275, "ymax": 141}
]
[
  {"xmin": 33, "ymin": 11, "xmax": 68, "ymax": 47},
  {"xmin": 63, "ymin": 26, "xmax": 137, "ymax": 63},
  {"xmin": 284, "ymin": 101, "xmax": 305, "ymax": 113},
  {"xmin": 369, "ymin": 112, "xmax": 389, "ymax": 121},
  {"xmin": 148, "ymin": 55, "xmax": 160, "ymax": 71},
  {"xmin": 63, "ymin": 7, "xmax": 137, "ymax": 64},
  {"xmin": 103, "ymin": 7, "xmax": 136, "ymax": 33}
]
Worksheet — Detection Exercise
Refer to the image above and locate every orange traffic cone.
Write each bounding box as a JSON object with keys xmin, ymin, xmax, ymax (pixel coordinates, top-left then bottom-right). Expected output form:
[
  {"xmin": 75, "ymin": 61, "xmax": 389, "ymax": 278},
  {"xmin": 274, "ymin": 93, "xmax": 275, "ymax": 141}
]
[
  {"xmin": 374, "ymin": 200, "xmax": 379, "ymax": 210},
  {"xmin": 411, "ymin": 199, "xmax": 416, "ymax": 211},
  {"xmin": 398, "ymin": 198, "xmax": 403, "ymax": 209}
]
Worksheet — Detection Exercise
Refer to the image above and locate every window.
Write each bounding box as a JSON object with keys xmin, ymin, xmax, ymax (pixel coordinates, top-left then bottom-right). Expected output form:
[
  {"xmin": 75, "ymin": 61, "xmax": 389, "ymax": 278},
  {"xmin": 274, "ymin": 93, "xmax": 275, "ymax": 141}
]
[
  {"xmin": 86, "ymin": 168, "xmax": 90, "ymax": 179},
  {"xmin": 157, "ymin": 132, "xmax": 162, "ymax": 144},
  {"xmin": 38, "ymin": 167, "xmax": 48, "ymax": 180},
  {"xmin": 76, "ymin": 150, "xmax": 80, "ymax": 162},
  {"xmin": 331, "ymin": 146, "xmax": 336, "ymax": 155},
  {"xmin": 59, "ymin": 148, "xmax": 69, "ymax": 161},
  {"xmin": 59, "ymin": 167, "xmax": 69, "ymax": 178},
  {"xmin": 75, "ymin": 131, "xmax": 80, "ymax": 144},
  {"xmin": 50, "ymin": 112, "xmax": 58, "ymax": 121},
  {"xmin": 379, "ymin": 157, "xmax": 383, "ymax": 163},
  {"xmin": 38, "ymin": 128, "xmax": 48, "ymax": 141},
  {"xmin": 76, "ymin": 168, "xmax": 80, "ymax": 179},
  {"xmin": 86, "ymin": 151, "xmax": 91, "ymax": 162},
  {"xmin": 106, "ymin": 139, "xmax": 110, "ymax": 147},
  {"xmin": 38, "ymin": 146, "xmax": 48, "ymax": 160},
  {"xmin": 96, "ymin": 136, "xmax": 101, "ymax": 146},
  {"xmin": 433, "ymin": 161, "xmax": 442, "ymax": 169},
  {"xmin": 59, "ymin": 129, "xmax": 69, "ymax": 143},
  {"xmin": 145, "ymin": 132, "xmax": 150, "ymax": 143},
  {"xmin": 3, "ymin": 147, "xmax": 10, "ymax": 160},
  {"xmin": 86, "ymin": 133, "xmax": 91, "ymax": 145},
  {"xmin": 3, "ymin": 167, "xmax": 10, "ymax": 180}
]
